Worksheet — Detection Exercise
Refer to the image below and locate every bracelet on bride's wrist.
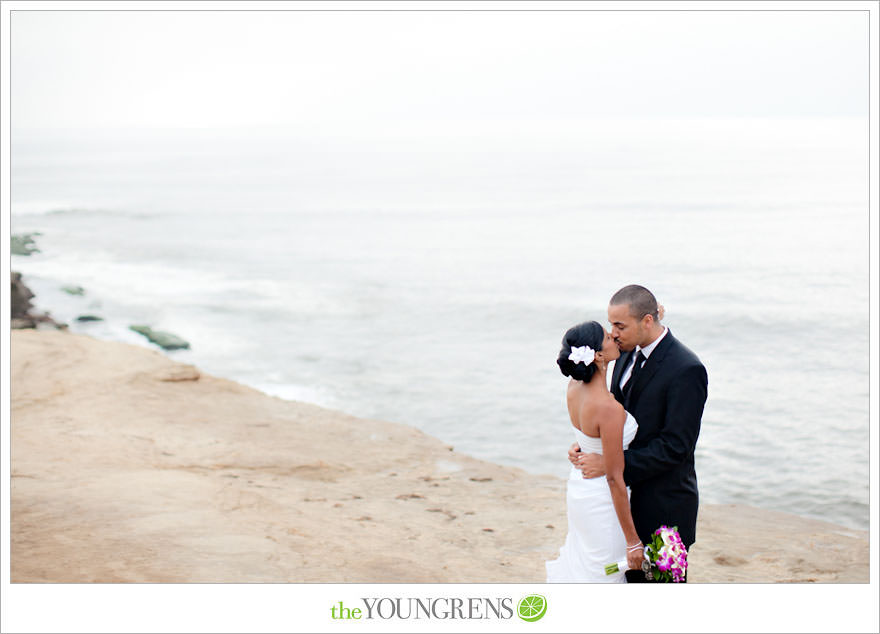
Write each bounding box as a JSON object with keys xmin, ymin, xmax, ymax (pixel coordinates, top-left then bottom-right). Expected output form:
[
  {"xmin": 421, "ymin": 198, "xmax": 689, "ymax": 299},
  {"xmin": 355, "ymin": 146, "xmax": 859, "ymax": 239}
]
[{"xmin": 627, "ymin": 543, "xmax": 643, "ymax": 551}]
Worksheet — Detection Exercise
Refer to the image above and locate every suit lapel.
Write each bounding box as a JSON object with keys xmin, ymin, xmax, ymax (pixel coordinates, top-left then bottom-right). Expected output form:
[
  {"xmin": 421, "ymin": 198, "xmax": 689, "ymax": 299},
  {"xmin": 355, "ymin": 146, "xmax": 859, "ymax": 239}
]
[
  {"xmin": 628, "ymin": 331, "xmax": 675, "ymax": 407},
  {"xmin": 612, "ymin": 349, "xmax": 632, "ymax": 402}
]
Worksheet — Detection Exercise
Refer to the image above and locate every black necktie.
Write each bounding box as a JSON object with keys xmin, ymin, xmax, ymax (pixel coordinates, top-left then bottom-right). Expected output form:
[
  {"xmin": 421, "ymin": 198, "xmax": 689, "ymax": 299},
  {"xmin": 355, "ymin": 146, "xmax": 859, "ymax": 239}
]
[{"xmin": 623, "ymin": 350, "xmax": 646, "ymax": 405}]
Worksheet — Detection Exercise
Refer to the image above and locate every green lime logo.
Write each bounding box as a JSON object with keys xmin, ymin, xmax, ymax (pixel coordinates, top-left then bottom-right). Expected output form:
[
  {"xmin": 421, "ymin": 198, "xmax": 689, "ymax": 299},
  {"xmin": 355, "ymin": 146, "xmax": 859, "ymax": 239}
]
[{"xmin": 517, "ymin": 594, "xmax": 547, "ymax": 622}]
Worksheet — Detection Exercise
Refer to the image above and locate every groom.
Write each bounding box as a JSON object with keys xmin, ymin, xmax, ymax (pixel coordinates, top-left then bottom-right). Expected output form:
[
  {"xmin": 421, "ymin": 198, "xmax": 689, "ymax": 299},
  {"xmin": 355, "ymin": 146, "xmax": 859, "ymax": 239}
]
[{"xmin": 570, "ymin": 284, "xmax": 708, "ymax": 582}]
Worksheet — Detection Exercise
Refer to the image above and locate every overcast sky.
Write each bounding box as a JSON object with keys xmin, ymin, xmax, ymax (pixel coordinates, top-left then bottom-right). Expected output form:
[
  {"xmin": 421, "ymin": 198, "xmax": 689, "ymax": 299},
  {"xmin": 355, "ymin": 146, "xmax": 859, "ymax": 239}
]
[{"xmin": 10, "ymin": 9, "xmax": 869, "ymax": 132}]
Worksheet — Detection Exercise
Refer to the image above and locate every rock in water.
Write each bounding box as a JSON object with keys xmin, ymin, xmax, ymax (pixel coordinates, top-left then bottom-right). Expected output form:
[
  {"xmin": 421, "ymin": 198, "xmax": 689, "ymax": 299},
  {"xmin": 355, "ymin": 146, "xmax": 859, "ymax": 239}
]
[
  {"xmin": 11, "ymin": 233, "xmax": 41, "ymax": 256},
  {"xmin": 129, "ymin": 325, "xmax": 191, "ymax": 350},
  {"xmin": 61, "ymin": 285, "xmax": 86, "ymax": 296},
  {"xmin": 75, "ymin": 315, "xmax": 105, "ymax": 322}
]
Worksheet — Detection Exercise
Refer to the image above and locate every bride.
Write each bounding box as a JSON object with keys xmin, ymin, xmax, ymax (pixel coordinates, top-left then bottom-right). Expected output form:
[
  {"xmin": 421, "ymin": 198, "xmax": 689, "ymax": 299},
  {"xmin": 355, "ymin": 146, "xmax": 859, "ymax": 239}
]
[{"xmin": 546, "ymin": 321, "xmax": 644, "ymax": 583}]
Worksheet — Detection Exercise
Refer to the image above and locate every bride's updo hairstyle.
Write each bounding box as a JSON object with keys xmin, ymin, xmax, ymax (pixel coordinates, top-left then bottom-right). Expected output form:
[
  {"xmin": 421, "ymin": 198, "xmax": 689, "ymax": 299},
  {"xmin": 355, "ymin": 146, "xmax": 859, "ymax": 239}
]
[{"xmin": 557, "ymin": 321, "xmax": 605, "ymax": 383}]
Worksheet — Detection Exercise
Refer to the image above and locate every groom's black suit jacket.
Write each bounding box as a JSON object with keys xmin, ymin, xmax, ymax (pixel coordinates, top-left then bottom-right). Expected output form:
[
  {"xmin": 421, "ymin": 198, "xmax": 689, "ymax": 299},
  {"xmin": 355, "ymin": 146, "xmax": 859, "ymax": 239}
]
[{"xmin": 611, "ymin": 330, "xmax": 708, "ymax": 548}]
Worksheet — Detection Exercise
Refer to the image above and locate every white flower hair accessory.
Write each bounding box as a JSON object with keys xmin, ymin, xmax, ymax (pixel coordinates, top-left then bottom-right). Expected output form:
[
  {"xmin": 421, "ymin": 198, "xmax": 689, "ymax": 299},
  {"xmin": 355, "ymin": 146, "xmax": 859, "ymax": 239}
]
[{"xmin": 568, "ymin": 345, "xmax": 596, "ymax": 366}]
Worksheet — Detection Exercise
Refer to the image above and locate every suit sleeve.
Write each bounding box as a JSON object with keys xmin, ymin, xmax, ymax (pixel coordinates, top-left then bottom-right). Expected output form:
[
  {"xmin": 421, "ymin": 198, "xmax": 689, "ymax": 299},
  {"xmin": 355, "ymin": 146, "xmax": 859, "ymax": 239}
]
[{"xmin": 623, "ymin": 363, "xmax": 708, "ymax": 486}]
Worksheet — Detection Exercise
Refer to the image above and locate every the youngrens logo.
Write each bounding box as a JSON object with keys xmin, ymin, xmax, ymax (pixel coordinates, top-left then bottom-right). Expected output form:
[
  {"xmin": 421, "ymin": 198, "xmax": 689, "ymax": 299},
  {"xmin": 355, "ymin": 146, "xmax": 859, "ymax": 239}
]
[
  {"xmin": 329, "ymin": 595, "xmax": 547, "ymax": 622},
  {"xmin": 516, "ymin": 595, "xmax": 547, "ymax": 622}
]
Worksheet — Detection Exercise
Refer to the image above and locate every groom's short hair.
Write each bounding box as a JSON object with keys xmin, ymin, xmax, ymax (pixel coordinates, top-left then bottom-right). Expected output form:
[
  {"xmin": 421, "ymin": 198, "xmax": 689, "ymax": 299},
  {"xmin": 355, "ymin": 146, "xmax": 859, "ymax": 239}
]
[{"xmin": 610, "ymin": 285, "xmax": 659, "ymax": 321}]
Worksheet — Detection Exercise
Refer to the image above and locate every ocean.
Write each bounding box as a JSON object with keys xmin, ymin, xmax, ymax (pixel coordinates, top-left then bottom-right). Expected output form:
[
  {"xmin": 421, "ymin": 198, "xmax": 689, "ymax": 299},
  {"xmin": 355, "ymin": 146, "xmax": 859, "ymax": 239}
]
[{"xmin": 10, "ymin": 117, "xmax": 870, "ymax": 530}]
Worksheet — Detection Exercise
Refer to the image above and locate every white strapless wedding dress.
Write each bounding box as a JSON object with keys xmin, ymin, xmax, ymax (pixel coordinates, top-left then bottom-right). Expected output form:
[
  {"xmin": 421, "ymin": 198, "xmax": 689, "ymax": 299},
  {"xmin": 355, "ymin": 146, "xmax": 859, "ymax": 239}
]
[{"xmin": 545, "ymin": 412, "xmax": 639, "ymax": 583}]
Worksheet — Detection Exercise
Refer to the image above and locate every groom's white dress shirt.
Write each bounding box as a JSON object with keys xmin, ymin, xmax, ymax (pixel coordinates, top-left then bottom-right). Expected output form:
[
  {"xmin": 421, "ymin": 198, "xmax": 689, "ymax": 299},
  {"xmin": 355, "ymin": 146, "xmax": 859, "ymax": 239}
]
[{"xmin": 620, "ymin": 326, "xmax": 669, "ymax": 389}]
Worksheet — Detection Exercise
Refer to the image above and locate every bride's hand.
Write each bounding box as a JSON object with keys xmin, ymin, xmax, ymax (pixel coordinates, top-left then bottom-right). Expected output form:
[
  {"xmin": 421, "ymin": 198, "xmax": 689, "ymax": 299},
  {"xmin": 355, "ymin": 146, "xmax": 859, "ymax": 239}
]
[
  {"xmin": 567, "ymin": 442, "xmax": 581, "ymax": 466},
  {"xmin": 576, "ymin": 452, "xmax": 606, "ymax": 479},
  {"xmin": 626, "ymin": 543, "xmax": 644, "ymax": 571}
]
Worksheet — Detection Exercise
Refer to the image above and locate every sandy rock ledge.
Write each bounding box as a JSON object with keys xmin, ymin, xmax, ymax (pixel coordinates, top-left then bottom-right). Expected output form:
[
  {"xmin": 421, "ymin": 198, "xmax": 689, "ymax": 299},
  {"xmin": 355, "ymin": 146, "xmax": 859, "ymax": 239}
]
[{"xmin": 11, "ymin": 330, "xmax": 868, "ymax": 583}]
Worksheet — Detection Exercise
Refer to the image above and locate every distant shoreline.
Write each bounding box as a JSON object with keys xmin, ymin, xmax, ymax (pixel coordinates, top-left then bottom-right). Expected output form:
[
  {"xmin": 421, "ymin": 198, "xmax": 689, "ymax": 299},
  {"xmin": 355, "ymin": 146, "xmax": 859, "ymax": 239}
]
[{"xmin": 11, "ymin": 330, "xmax": 869, "ymax": 583}]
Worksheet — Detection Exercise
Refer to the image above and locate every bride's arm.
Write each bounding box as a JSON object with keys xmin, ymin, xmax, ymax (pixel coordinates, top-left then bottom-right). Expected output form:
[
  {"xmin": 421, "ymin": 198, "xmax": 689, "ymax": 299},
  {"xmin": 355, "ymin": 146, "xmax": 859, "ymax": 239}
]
[{"xmin": 598, "ymin": 402, "xmax": 642, "ymax": 559}]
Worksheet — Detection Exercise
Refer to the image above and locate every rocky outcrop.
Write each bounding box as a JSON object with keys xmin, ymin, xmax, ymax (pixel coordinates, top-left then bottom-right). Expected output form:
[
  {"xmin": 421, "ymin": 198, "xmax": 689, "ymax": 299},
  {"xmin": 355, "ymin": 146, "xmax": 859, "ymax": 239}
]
[
  {"xmin": 11, "ymin": 272, "xmax": 35, "ymax": 319},
  {"xmin": 10, "ymin": 272, "xmax": 66, "ymax": 330}
]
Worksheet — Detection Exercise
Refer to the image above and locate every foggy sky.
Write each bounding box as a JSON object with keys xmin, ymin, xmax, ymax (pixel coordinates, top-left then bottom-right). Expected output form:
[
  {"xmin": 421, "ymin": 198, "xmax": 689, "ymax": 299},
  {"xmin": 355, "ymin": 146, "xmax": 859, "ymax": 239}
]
[{"xmin": 10, "ymin": 8, "xmax": 869, "ymax": 132}]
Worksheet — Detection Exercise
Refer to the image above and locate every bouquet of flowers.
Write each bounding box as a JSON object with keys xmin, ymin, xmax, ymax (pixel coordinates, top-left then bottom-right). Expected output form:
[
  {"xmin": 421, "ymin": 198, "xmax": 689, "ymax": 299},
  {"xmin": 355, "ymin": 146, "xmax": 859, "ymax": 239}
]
[
  {"xmin": 604, "ymin": 525, "xmax": 688, "ymax": 582},
  {"xmin": 642, "ymin": 525, "xmax": 688, "ymax": 582}
]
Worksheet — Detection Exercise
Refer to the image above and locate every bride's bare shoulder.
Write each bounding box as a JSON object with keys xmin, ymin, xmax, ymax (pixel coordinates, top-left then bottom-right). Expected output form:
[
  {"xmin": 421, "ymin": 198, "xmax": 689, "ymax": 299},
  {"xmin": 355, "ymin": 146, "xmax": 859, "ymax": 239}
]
[{"xmin": 594, "ymin": 395, "xmax": 625, "ymax": 424}]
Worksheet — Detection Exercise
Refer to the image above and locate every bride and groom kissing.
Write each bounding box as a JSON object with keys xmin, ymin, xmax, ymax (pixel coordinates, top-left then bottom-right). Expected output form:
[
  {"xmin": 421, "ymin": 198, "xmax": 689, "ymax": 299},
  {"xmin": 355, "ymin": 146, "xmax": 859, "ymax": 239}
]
[{"xmin": 546, "ymin": 284, "xmax": 708, "ymax": 583}]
